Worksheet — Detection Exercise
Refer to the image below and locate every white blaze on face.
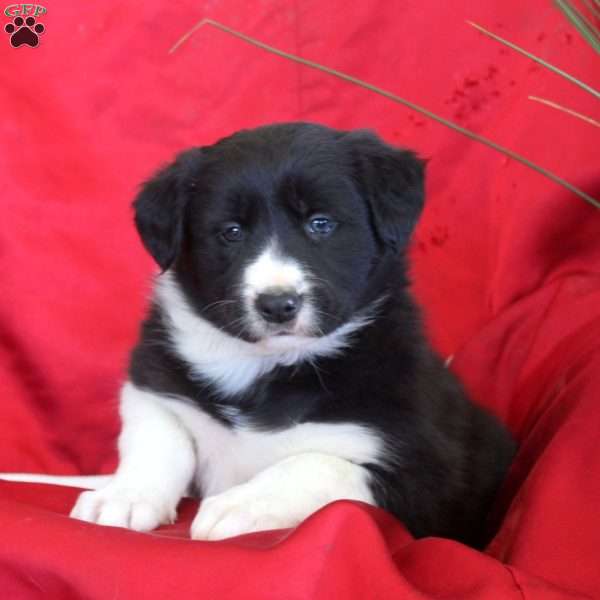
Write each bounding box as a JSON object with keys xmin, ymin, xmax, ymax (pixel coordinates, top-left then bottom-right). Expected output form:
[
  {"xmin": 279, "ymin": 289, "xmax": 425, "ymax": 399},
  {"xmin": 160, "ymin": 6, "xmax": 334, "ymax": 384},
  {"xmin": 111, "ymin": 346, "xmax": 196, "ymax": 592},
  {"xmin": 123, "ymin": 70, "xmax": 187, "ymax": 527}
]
[
  {"xmin": 243, "ymin": 241, "xmax": 309, "ymax": 298},
  {"xmin": 242, "ymin": 241, "xmax": 313, "ymax": 336}
]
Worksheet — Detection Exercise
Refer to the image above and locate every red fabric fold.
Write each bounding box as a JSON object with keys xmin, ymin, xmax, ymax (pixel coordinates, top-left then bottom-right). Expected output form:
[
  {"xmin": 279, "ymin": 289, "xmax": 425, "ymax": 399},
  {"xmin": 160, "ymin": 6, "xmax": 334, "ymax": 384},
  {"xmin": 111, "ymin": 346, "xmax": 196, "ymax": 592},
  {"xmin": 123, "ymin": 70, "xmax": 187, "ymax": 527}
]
[{"xmin": 1, "ymin": 0, "xmax": 598, "ymax": 597}]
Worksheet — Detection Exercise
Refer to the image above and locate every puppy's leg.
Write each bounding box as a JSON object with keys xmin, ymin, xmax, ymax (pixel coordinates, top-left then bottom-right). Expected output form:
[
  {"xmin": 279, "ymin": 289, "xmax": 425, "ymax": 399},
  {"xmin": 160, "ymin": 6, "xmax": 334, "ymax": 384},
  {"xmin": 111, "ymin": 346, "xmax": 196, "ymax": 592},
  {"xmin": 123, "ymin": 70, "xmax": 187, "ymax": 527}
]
[
  {"xmin": 71, "ymin": 382, "xmax": 195, "ymax": 532},
  {"xmin": 191, "ymin": 452, "xmax": 374, "ymax": 540}
]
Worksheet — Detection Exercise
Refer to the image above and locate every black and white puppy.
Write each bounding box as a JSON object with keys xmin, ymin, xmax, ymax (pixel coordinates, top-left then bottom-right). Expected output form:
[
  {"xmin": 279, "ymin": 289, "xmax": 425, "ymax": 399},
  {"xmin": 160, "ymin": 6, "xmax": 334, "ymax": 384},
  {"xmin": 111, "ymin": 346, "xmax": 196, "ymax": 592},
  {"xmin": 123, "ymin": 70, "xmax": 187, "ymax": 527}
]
[{"xmin": 6, "ymin": 123, "xmax": 516, "ymax": 547}]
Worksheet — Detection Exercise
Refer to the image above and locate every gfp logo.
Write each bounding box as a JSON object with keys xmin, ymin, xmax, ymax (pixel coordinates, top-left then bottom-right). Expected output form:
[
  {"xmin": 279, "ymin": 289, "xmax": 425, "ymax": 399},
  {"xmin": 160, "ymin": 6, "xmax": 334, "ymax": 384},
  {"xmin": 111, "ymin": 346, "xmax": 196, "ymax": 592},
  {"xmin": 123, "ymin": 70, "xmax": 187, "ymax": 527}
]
[{"xmin": 4, "ymin": 4, "xmax": 46, "ymax": 47}]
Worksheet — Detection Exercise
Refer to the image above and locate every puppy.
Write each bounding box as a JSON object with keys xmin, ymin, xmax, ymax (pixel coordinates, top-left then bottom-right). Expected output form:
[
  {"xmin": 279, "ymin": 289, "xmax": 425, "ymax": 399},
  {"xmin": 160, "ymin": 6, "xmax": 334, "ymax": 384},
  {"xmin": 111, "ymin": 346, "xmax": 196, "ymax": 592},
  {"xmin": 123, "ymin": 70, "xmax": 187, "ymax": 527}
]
[{"xmin": 3, "ymin": 123, "xmax": 515, "ymax": 547}]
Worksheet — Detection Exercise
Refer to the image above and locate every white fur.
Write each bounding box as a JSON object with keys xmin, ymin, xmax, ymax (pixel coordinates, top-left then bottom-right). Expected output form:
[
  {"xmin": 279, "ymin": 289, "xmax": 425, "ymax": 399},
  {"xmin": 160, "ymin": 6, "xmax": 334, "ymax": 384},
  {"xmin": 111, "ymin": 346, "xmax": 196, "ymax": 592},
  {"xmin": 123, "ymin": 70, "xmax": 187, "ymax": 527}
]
[
  {"xmin": 243, "ymin": 240, "xmax": 310, "ymax": 298},
  {"xmin": 242, "ymin": 240, "xmax": 317, "ymax": 339},
  {"xmin": 3, "ymin": 271, "xmax": 382, "ymax": 539},
  {"xmin": 156, "ymin": 272, "xmax": 373, "ymax": 397},
  {"xmin": 242, "ymin": 240, "xmax": 318, "ymax": 339},
  {"xmin": 66, "ymin": 381, "xmax": 379, "ymax": 538},
  {"xmin": 70, "ymin": 382, "xmax": 196, "ymax": 531},
  {"xmin": 191, "ymin": 452, "xmax": 374, "ymax": 540},
  {"xmin": 158, "ymin": 392, "xmax": 381, "ymax": 497}
]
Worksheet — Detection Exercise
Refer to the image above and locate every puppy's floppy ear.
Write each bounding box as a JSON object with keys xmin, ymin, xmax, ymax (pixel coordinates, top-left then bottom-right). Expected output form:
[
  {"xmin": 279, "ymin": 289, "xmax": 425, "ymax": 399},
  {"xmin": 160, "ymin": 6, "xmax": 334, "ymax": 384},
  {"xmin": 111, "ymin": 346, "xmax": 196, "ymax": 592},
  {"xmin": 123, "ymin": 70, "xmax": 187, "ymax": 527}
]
[
  {"xmin": 133, "ymin": 148, "xmax": 202, "ymax": 271},
  {"xmin": 344, "ymin": 130, "xmax": 425, "ymax": 252}
]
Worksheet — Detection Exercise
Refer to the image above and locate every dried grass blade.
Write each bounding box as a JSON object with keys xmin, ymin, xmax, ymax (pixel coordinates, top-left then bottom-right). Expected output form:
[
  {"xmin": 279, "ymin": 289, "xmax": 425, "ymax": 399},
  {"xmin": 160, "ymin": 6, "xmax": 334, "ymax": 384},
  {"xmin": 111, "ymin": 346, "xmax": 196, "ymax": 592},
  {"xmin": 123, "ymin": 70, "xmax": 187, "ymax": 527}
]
[
  {"xmin": 529, "ymin": 95, "xmax": 600, "ymax": 127},
  {"xmin": 170, "ymin": 19, "xmax": 600, "ymax": 209},
  {"xmin": 467, "ymin": 21, "xmax": 600, "ymax": 99}
]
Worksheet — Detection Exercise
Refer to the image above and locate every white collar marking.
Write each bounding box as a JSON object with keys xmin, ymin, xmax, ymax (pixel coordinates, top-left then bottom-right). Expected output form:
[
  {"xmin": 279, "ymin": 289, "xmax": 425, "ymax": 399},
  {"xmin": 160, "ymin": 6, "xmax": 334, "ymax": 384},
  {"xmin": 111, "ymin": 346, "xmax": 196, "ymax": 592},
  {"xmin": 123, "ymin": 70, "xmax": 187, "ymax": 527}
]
[{"xmin": 155, "ymin": 272, "xmax": 374, "ymax": 397}]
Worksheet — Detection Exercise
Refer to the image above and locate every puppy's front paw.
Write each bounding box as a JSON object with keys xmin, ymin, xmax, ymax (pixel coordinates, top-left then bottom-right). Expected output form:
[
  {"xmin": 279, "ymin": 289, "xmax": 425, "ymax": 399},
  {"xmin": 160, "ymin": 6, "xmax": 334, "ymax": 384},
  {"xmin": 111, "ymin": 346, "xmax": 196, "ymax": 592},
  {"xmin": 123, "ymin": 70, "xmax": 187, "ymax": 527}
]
[
  {"xmin": 191, "ymin": 485, "xmax": 297, "ymax": 540},
  {"xmin": 70, "ymin": 485, "xmax": 176, "ymax": 532}
]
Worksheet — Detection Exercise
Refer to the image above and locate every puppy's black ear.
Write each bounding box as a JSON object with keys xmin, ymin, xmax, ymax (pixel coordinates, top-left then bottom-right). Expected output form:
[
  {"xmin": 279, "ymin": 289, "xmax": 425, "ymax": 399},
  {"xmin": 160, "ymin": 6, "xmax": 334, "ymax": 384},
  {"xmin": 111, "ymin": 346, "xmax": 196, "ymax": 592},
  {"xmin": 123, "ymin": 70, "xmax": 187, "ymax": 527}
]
[
  {"xmin": 344, "ymin": 130, "xmax": 425, "ymax": 252},
  {"xmin": 133, "ymin": 148, "xmax": 202, "ymax": 271}
]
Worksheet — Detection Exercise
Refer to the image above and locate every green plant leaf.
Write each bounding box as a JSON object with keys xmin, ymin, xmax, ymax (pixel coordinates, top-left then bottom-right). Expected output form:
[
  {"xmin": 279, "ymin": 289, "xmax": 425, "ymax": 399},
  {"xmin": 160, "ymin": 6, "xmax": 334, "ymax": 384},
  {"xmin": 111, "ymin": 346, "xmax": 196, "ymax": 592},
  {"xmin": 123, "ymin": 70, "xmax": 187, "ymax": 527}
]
[
  {"xmin": 555, "ymin": 0, "xmax": 600, "ymax": 54},
  {"xmin": 580, "ymin": 0, "xmax": 600, "ymax": 22}
]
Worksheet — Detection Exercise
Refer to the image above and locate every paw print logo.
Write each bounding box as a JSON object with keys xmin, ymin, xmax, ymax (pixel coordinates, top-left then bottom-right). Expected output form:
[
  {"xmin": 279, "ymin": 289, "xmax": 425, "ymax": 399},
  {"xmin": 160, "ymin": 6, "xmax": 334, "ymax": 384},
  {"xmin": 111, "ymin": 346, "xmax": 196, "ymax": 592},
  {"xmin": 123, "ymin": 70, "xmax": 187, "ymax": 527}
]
[{"xmin": 5, "ymin": 15, "xmax": 45, "ymax": 48}]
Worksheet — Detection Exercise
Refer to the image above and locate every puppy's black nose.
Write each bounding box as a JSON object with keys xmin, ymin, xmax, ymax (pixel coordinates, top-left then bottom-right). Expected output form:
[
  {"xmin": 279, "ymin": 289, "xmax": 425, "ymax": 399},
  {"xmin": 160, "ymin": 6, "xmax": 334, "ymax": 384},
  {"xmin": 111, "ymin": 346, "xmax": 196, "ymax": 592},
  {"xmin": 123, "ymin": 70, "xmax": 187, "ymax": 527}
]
[{"xmin": 256, "ymin": 292, "xmax": 302, "ymax": 324}]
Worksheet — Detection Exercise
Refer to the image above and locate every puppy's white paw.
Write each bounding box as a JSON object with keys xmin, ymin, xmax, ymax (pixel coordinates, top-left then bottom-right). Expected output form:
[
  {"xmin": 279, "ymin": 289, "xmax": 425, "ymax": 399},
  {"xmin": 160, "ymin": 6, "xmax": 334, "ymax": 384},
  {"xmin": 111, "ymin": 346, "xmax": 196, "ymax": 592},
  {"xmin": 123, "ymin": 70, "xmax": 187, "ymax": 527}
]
[
  {"xmin": 191, "ymin": 485, "xmax": 299, "ymax": 540},
  {"xmin": 70, "ymin": 485, "xmax": 175, "ymax": 532},
  {"xmin": 190, "ymin": 453, "xmax": 374, "ymax": 540}
]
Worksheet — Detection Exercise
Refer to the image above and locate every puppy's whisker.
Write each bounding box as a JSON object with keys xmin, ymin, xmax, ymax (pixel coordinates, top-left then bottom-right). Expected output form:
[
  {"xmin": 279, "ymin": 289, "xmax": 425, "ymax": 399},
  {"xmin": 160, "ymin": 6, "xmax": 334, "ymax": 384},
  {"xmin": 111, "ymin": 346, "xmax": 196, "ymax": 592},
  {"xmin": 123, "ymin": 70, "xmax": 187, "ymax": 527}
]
[
  {"xmin": 307, "ymin": 357, "xmax": 331, "ymax": 395},
  {"xmin": 200, "ymin": 299, "xmax": 238, "ymax": 315},
  {"xmin": 223, "ymin": 316, "xmax": 248, "ymax": 333},
  {"xmin": 307, "ymin": 274, "xmax": 337, "ymax": 295},
  {"xmin": 312, "ymin": 308, "xmax": 338, "ymax": 321},
  {"xmin": 311, "ymin": 307, "xmax": 343, "ymax": 331}
]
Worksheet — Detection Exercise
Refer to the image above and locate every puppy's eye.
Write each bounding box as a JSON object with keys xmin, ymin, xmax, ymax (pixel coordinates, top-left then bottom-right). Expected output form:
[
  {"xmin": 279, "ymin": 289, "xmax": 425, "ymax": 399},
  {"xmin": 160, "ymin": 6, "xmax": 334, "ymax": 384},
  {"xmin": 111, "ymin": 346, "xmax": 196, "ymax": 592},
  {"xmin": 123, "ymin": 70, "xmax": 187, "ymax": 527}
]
[
  {"xmin": 307, "ymin": 215, "xmax": 337, "ymax": 237},
  {"xmin": 221, "ymin": 223, "xmax": 244, "ymax": 243}
]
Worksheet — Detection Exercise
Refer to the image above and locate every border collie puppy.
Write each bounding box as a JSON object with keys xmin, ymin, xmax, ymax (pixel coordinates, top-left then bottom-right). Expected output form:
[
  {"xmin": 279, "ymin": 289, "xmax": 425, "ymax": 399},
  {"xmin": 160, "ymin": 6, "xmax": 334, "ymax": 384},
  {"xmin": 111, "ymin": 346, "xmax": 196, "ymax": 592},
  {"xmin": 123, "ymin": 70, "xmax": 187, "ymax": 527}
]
[{"xmin": 6, "ymin": 123, "xmax": 516, "ymax": 547}]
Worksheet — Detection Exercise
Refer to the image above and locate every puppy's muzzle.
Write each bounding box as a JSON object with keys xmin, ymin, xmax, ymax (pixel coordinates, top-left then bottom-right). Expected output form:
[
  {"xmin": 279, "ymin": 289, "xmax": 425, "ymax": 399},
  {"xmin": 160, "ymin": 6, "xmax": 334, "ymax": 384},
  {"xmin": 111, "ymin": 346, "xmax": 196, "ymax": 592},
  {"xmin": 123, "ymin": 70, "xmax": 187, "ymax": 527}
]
[{"xmin": 255, "ymin": 290, "xmax": 303, "ymax": 324}]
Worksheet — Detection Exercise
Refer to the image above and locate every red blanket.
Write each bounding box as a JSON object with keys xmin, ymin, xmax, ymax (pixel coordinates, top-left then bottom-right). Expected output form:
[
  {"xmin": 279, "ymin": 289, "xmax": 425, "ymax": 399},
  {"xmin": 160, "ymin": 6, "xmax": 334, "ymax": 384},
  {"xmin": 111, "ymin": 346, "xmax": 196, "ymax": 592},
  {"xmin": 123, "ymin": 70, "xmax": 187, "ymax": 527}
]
[{"xmin": 1, "ymin": 1, "xmax": 599, "ymax": 597}]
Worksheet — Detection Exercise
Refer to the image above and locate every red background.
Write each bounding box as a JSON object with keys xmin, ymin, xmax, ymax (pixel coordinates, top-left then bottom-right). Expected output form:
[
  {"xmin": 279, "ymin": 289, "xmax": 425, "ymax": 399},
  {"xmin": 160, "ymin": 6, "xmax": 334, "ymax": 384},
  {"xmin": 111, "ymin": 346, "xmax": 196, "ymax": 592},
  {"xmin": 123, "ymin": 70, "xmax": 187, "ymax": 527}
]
[{"xmin": 1, "ymin": 1, "xmax": 599, "ymax": 597}]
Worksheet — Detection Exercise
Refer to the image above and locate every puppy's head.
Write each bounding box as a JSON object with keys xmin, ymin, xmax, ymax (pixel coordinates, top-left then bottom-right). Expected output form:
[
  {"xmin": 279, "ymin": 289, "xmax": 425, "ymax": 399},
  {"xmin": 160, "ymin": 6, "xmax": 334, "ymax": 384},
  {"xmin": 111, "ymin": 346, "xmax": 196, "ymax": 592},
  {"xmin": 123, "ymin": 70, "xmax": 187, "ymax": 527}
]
[{"xmin": 134, "ymin": 123, "xmax": 424, "ymax": 345}]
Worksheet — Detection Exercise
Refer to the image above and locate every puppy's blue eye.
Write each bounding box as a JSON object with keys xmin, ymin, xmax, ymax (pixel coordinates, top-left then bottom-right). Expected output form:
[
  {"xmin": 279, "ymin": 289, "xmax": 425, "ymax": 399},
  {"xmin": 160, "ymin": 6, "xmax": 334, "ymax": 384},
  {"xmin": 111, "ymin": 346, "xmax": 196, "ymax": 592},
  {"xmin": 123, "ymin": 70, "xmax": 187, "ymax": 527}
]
[
  {"xmin": 307, "ymin": 216, "xmax": 337, "ymax": 236},
  {"xmin": 221, "ymin": 224, "xmax": 244, "ymax": 242}
]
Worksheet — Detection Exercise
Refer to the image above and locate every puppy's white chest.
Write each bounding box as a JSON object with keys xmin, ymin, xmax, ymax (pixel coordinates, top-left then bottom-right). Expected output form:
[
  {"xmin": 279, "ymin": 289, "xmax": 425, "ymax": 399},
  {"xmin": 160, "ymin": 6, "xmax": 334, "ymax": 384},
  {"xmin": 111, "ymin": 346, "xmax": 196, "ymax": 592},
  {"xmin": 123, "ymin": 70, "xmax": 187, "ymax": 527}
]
[{"xmin": 160, "ymin": 397, "xmax": 380, "ymax": 497}]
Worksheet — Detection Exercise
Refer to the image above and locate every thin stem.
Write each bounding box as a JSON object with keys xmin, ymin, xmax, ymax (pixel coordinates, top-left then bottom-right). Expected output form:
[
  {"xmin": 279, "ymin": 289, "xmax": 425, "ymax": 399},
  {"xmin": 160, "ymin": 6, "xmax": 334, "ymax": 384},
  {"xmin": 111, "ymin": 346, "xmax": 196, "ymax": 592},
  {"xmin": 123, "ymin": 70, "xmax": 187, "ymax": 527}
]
[
  {"xmin": 169, "ymin": 19, "xmax": 600, "ymax": 209},
  {"xmin": 529, "ymin": 95, "xmax": 600, "ymax": 127},
  {"xmin": 467, "ymin": 21, "xmax": 600, "ymax": 99}
]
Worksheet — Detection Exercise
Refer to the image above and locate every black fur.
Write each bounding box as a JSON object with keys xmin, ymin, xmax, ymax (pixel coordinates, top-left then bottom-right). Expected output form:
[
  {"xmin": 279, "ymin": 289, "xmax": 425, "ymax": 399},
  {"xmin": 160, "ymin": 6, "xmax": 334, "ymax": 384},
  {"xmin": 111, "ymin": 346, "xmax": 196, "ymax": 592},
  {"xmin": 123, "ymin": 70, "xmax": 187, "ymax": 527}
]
[{"xmin": 130, "ymin": 123, "xmax": 515, "ymax": 548}]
